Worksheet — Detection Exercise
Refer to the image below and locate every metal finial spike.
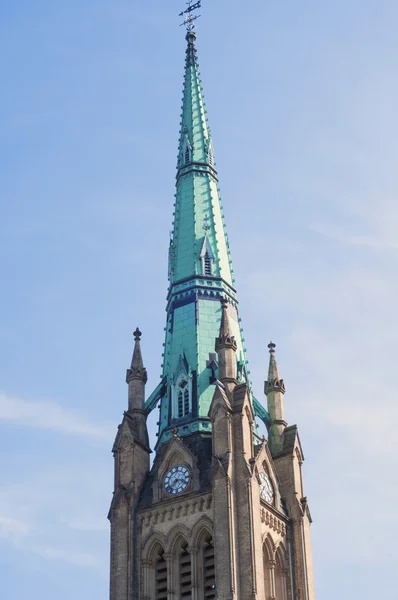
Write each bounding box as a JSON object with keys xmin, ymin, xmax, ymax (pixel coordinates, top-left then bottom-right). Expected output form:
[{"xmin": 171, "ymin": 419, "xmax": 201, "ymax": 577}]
[
  {"xmin": 134, "ymin": 328, "xmax": 142, "ymax": 341},
  {"xmin": 268, "ymin": 341, "xmax": 276, "ymax": 353},
  {"xmin": 179, "ymin": 0, "xmax": 201, "ymax": 32}
]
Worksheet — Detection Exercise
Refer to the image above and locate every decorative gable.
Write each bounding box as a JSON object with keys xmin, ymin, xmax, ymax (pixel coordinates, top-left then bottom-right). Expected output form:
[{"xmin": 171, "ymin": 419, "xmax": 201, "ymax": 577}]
[
  {"xmin": 152, "ymin": 434, "xmax": 200, "ymax": 503},
  {"xmin": 200, "ymin": 235, "xmax": 215, "ymax": 276}
]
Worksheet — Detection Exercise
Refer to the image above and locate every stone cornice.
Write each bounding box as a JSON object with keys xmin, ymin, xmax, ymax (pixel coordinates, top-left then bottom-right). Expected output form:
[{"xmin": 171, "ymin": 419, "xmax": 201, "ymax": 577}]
[
  {"xmin": 138, "ymin": 492, "xmax": 212, "ymax": 530},
  {"xmin": 261, "ymin": 507, "xmax": 288, "ymax": 537}
]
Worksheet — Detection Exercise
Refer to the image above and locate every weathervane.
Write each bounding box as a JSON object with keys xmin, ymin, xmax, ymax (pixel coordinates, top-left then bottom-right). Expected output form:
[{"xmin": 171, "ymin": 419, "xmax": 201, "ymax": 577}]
[{"xmin": 179, "ymin": 0, "xmax": 202, "ymax": 32}]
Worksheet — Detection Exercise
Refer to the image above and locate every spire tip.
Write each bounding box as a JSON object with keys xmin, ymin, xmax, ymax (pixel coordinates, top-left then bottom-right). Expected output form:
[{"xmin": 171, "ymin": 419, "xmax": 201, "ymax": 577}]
[{"xmin": 134, "ymin": 328, "xmax": 142, "ymax": 342}]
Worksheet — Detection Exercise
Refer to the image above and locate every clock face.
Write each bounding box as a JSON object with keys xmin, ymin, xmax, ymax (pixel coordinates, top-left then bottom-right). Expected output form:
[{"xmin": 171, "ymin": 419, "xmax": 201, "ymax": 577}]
[
  {"xmin": 164, "ymin": 465, "xmax": 190, "ymax": 495},
  {"xmin": 259, "ymin": 471, "xmax": 274, "ymax": 503}
]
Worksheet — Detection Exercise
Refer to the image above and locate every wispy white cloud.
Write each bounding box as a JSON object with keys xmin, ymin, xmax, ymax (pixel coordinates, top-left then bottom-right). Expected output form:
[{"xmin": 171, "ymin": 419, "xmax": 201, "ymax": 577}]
[
  {"xmin": 309, "ymin": 223, "xmax": 398, "ymax": 250},
  {"xmin": 0, "ymin": 465, "xmax": 110, "ymax": 571},
  {"xmin": 60, "ymin": 516, "xmax": 109, "ymax": 532},
  {"xmin": 0, "ymin": 516, "xmax": 30, "ymax": 539},
  {"xmin": 0, "ymin": 392, "xmax": 113, "ymax": 440},
  {"xmin": 28, "ymin": 544, "xmax": 99, "ymax": 567}
]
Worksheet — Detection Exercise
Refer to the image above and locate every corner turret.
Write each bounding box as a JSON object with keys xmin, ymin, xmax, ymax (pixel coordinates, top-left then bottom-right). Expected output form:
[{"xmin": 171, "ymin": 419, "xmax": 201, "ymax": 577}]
[
  {"xmin": 215, "ymin": 298, "xmax": 237, "ymax": 387},
  {"xmin": 126, "ymin": 327, "xmax": 147, "ymax": 411},
  {"xmin": 264, "ymin": 342, "xmax": 287, "ymax": 455}
]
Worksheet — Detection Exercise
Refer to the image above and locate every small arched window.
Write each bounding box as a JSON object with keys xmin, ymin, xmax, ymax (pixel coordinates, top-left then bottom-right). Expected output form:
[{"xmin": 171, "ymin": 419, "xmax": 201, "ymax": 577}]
[{"xmin": 204, "ymin": 252, "xmax": 212, "ymax": 276}]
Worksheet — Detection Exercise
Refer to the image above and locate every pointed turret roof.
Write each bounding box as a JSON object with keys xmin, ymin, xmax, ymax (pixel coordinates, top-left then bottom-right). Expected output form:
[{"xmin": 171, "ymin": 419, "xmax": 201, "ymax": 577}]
[
  {"xmin": 126, "ymin": 328, "xmax": 147, "ymax": 384},
  {"xmin": 215, "ymin": 298, "xmax": 237, "ymax": 352},
  {"xmin": 265, "ymin": 342, "xmax": 285, "ymax": 395}
]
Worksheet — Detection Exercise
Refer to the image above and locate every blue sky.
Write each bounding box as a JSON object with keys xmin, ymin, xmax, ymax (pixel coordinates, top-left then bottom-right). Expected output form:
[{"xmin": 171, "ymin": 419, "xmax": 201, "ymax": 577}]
[{"xmin": 1, "ymin": 1, "xmax": 397, "ymax": 598}]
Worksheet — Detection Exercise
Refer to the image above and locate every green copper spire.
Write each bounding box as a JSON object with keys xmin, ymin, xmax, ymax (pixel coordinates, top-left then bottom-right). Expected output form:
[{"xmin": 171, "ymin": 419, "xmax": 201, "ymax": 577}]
[
  {"xmin": 169, "ymin": 30, "xmax": 232, "ymax": 285},
  {"xmin": 145, "ymin": 30, "xmax": 261, "ymax": 447}
]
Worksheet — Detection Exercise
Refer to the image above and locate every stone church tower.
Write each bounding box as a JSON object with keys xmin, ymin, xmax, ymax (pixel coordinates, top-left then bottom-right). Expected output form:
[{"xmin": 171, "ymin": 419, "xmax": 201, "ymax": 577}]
[{"xmin": 108, "ymin": 24, "xmax": 315, "ymax": 600}]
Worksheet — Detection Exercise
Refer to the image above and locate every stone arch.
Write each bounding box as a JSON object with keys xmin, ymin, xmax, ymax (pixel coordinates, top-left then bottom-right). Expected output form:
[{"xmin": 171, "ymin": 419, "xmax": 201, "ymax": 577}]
[
  {"xmin": 142, "ymin": 531, "xmax": 167, "ymax": 561},
  {"xmin": 141, "ymin": 534, "xmax": 168, "ymax": 600},
  {"xmin": 262, "ymin": 533, "xmax": 276, "ymax": 560},
  {"xmin": 275, "ymin": 542, "xmax": 287, "ymax": 567},
  {"xmin": 166, "ymin": 523, "xmax": 190, "ymax": 555},
  {"xmin": 191, "ymin": 515, "xmax": 213, "ymax": 548},
  {"xmin": 172, "ymin": 532, "xmax": 192, "ymax": 600}
]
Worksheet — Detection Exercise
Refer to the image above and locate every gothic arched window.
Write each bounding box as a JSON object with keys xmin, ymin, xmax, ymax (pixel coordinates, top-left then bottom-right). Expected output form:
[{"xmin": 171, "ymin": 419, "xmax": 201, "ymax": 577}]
[{"xmin": 176, "ymin": 379, "xmax": 191, "ymax": 419}]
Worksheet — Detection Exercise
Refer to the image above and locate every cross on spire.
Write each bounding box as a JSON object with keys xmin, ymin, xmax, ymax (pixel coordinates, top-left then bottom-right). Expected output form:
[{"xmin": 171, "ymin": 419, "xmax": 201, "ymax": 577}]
[{"xmin": 179, "ymin": 0, "xmax": 202, "ymax": 32}]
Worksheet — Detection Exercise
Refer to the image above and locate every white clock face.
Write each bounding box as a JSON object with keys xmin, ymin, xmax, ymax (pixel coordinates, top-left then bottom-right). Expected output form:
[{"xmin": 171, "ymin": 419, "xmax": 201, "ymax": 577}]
[
  {"xmin": 259, "ymin": 471, "xmax": 274, "ymax": 503},
  {"xmin": 164, "ymin": 465, "xmax": 190, "ymax": 495}
]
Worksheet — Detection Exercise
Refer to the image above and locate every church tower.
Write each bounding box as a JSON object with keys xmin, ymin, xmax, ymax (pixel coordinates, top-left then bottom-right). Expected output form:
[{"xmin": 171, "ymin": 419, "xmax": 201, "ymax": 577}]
[{"xmin": 109, "ymin": 15, "xmax": 315, "ymax": 600}]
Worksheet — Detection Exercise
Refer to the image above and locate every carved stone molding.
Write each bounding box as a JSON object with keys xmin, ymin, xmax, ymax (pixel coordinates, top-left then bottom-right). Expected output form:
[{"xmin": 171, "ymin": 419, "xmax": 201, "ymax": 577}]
[
  {"xmin": 261, "ymin": 508, "xmax": 286, "ymax": 537},
  {"xmin": 140, "ymin": 494, "xmax": 212, "ymax": 531}
]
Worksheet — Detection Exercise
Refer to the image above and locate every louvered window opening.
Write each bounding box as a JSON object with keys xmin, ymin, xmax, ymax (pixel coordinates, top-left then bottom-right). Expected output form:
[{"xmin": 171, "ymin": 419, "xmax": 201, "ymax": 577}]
[
  {"xmin": 185, "ymin": 146, "xmax": 190, "ymax": 164},
  {"xmin": 178, "ymin": 390, "xmax": 184, "ymax": 418},
  {"xmin": 156, "ymin": 554, "xmax": 168, "ymax": 600},
  {"xmin": 180, "ymin": 546, "xmax": 192, "ymax": 599},
  {"xmin": 183, "ymin": 388, "xmax": 190, "ymax": 415},
  {"xmin": 203, "ymin": 540, "xmax": 216, "ymax": 599},
  {"xmin": 204, "ymin": 253, "xmax": 212, "ymax": 276}
]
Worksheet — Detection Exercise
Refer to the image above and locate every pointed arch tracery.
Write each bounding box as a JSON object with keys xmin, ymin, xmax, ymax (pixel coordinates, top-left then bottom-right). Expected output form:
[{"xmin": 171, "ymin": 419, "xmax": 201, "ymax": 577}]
[
  {"xmin": 172, "ymin": 357, "xmax": 192, "ymax": 420},
  {"xmin": 142, "ymin": 532, "xmax": 168, "ymax": 562},
  {"xmin": 166, "ymin": 524, "xmax": 191, "ymax": 555},
  {"xmin": 190, "ymin": 516, "xmax": 213, "ymax": 548}
]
